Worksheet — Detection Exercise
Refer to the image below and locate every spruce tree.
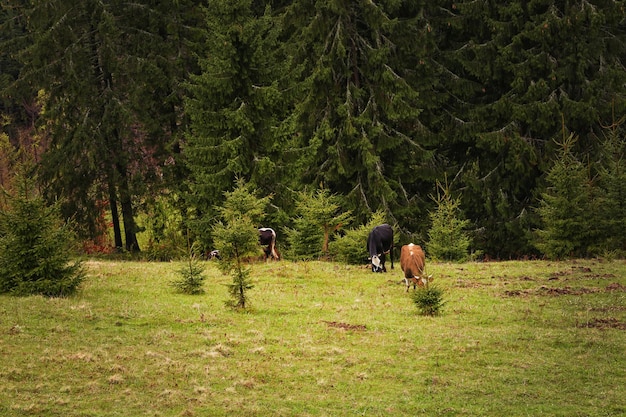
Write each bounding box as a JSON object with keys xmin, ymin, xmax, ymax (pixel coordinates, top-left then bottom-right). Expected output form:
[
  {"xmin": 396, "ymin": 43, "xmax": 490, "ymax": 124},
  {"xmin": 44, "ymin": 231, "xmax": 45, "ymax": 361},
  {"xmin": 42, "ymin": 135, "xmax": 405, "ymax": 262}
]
[
  {"xmin": 212, "ymin": 178, "xmax": 270, "ymax": 309},
  {"xmin": 9, "ymin": 0, "xmax": 203, "ymax": 251},
  {"xmin": 0, "ymin": 171, "xmax": 84, "ymax": 297},
  {"xmin": 185, "ymin": 0, "xmax": 286, "ymax": 244},
  {"xmin": 427, "ymin": 181, "xmax": 471, "ymax": 262},
  {"xmin": 535, "ymin": 135, "xmax": 593, "ymax": 259},
  {"xmin": 596, "ymin": 126, "xmax": 626, "ymax": 254},
  {"xmin": 330, "ymin": 210, "xmax": 386, "ymax": 264},
  {"xmin": 284, "ymin": 189, "xmax": 352, "ymax": 260},
  {"xmin": 428, "ymin": 0, "xmax": 626, "ymax": 258},
  {"xmin": 281, "ymin": 0, "xmax": 435, "ymax": 226}
]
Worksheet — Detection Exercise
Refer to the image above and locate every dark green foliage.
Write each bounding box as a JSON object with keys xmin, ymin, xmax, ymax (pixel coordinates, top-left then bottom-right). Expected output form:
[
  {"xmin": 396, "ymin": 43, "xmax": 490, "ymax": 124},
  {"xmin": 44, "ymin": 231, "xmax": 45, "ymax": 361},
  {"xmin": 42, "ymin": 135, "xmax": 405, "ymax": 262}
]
[
  {"xmin": 213, "ymin": 179, "xmax": 269, "ymax": 309},
  {"xmin": 184, "ymin": 0, "xmax": 287, "ymax": 237},
  {"xmin": 427, "ymin": 182, "xmax": 471, "ymax": 262},
  {"xmin": 0, "ymin": 176, "xmax": 84, "ymax": 297},
  {"xmin": 4, "ymin": 0, "xmax": 626, "ymax": 259},
  {"xmin": 429, "ymin": 0, "xmax": 626, "ymax": 258},
  {"xmin": 535, "ymin": 135, "xmax": 593, "ymax": 259},
  {"xmin": 281, "ymin": 0, "xmax": 435, "ymax": 227},
  {"xmin": 596, "ymin": 127, "xmax": 626, "ymax": 254},
  {"xmin": 8, "ymin": 1, "xmax": 203, "ymax": 252},
  {"xmin": 143, "ymin": 196, "xmax": 186, "ymax": 261},
  {"xmin": 411, "ymin": 285, "xmax": 445, "ymax": 316},
  {"xmin": 284, "ymin": 189, "xmax": 352, "ymax": 260},
  {"xmin": 330, "ymin": 211, "xmax": 386, "ymax": 264}
]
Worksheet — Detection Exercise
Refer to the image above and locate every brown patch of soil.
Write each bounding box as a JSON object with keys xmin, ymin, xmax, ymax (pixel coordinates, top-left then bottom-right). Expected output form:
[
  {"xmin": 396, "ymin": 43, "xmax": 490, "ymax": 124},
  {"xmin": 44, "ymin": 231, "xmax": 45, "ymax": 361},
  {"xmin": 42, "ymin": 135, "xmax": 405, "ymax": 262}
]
[
  {"xmin": 585, "ymin": 273, "xmax": 617, "ymax": 279},
  {"xmin": 606, "ymin": 283, "xmax": 626, "ymax": 292},
  {"xmin": 549, "ymin": 270, "xmax": 573, "ymax": 279},
  {"xmin": 322, "ymin": 321, "xmax": 366, "ymax": 331},
  {"xmin": 503, "ymin": 289, "xmax": 530, "ymax": 297},
  {"xmin": 454, "ymin": 279, "xmax": 491, "ymax": 288},
  {"xmin": 503, "ymin": 283, "xmax": 623, "ymax": 297},
  {"xmin": 537, "ymin": 286, "xmax": 601, "ymax": 296},
  {"xmin": 549, "ymin": 266, "xmax": 593, "ymax": 280},
  {"xmin": 579, "ymin": 318, "xmax": 626, "ymax": 330}
]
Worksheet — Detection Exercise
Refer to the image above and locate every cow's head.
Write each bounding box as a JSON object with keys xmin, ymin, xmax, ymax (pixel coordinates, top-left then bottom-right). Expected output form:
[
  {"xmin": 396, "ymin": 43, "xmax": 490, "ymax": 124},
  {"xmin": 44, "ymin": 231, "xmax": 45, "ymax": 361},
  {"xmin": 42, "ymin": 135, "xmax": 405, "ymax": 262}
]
[
  {"xmin": 371, "ymin": 255, "xmax": 383, "ymax": 273},
  {"xmin": 420, "ymin": 274, "xmax": 434, "ymax": 286}
]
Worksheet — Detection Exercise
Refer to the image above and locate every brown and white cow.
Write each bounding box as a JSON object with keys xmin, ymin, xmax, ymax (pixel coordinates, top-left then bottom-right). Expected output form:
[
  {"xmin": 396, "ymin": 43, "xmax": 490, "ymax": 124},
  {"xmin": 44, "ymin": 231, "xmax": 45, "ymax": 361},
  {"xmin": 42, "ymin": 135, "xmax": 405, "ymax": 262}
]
[{"xmin": 400, "ymin": 244, "xmax": 432, "ymax": 291}]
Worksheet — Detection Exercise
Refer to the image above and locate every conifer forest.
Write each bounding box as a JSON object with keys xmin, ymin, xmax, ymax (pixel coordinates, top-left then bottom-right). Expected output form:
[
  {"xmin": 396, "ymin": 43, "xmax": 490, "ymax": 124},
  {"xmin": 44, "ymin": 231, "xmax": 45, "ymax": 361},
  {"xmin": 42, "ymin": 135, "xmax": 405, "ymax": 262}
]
[{"xmin": 2, "ymin": 1, "xmax": 626, "ymax": 260}]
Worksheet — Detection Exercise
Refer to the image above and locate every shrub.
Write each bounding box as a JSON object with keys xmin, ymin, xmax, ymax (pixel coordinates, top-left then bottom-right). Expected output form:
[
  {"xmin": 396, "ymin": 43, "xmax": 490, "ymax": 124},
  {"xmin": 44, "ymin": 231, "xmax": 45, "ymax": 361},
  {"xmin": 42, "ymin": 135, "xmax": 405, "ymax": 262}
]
[
  {"xmin": 284, "ymin": 189, "xmax": 352, "ymax": 260},
  {"xmin": 142, "ymin": 196, "xmax": 187, "ymax": 261},
  {"xmin": 427, "ymin": 180, "xmax": 471, "ymax": 262},
  {"xmin": 330, "ymin": 211, "xmax": 387, "ymax": 264},
  {"xmin": 411, "ymin": 285, "xmax": 445, "ymax": 316},
  {"xmin": 0, "ymin": 175, "xmax": 84, "ymax": 297},
  {"xmin": 170, "ymin": 242, "xmax": 205, "ymax": 295}
]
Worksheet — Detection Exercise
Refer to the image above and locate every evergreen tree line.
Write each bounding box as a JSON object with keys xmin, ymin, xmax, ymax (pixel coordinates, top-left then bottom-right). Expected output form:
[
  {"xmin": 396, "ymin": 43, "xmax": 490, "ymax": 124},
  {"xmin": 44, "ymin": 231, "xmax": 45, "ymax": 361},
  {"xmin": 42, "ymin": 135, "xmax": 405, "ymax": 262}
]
[{"xmin": 1, "ymin": 0, "xmax": 626, "ymax": 260}]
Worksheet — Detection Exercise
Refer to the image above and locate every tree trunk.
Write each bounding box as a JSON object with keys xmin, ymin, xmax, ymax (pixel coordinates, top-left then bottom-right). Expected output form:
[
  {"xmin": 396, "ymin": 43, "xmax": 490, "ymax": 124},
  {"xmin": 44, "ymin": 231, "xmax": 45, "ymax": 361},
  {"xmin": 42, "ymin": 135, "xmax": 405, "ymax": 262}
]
[
  {"xmin": 108, "ymin": 184, "xmax": 123, "ymax": 250},
  {"xmin": 117, "ymin": 162, "xmax": 140, "ymax": 252}
]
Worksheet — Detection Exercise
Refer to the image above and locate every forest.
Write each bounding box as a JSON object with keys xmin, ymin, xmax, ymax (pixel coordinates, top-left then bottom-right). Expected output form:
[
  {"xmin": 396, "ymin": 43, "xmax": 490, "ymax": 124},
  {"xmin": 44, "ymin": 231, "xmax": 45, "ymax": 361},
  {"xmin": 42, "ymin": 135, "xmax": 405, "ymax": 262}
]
[{"xmin": 1, "ymin": 0, "xmax": 626, "ymax": 260}]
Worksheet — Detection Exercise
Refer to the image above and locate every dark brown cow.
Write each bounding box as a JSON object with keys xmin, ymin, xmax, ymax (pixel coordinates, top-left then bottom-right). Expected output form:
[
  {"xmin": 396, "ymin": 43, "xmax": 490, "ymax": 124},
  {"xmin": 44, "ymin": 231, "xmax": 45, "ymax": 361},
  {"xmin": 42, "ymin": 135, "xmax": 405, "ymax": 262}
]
[
  {"xmin": 400, "ymin": 244, "xmax": 432, "ymax": 291},
  {"xmin": 259, "ymin": 227, "xmax": 280, "ymax": 261}
]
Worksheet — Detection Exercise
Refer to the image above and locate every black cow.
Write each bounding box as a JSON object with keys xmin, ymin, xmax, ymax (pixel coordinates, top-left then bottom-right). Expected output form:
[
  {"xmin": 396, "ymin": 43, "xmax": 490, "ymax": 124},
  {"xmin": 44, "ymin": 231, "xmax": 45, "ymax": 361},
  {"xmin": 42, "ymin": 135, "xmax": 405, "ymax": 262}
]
[
  {"xmin": 259, "ymin": 227, "xmax": 280, "ymax": 260},
  {"xmin": 367, "ymin": 224, "xmax": 394, "ymax": 273}
]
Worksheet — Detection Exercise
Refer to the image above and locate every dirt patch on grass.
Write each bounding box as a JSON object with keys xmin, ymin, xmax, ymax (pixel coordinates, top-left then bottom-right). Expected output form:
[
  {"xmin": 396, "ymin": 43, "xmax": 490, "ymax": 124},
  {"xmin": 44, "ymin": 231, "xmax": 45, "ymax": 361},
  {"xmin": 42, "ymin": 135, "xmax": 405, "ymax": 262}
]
[
  {"xmin": 504, "ymin": 283, "xmax": 625, "ymax": 297},
  {"xmin": 606, "ymin": 283, "xmax": 626, "ymax": 292},
  {"xmin": 537, "ymin": 285, "xmax": 602, "ymax": 295},
  {"xmin": 454, "ymin": 279, "xmax": 491, "ymax": 288},
  {"xmin": 578, "ymin": 318, "xmax": 626, "ymax": 331},
  {"xmin": 503, "ymin": 286, "xmax": 601, "ymax": 297},
  {"xmin": 321, "ymin": 321, "xmax": 367, "ymax": 331},
  {"xmin": 549, "ymin": 266, "xmax": 616, "ymax": 281}
]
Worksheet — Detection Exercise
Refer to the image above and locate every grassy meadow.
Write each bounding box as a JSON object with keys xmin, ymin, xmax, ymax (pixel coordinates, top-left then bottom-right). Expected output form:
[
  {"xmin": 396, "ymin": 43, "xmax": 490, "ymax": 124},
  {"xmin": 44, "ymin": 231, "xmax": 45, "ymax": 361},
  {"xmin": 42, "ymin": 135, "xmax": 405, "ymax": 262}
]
[{"xmin": 1, "ymin": 258, "xmax": 625, "ymax": 416}]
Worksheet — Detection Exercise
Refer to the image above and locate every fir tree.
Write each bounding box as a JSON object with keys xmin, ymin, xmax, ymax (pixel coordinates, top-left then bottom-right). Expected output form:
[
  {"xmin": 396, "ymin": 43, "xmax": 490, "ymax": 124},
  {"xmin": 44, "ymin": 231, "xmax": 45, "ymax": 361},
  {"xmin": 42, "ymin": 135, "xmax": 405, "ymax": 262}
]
[
  {"xmin": 284, "ymin": 189, "xmax": 352, "ymax": 260},
  {"xmin": 594, "ymin": 126, "xmax": 626, "ymax": 254},
  {"xmin": 212, "ymin": 178, "xmax": 270, "ymax": 309},
  {"xmin": 0, "ymin": 170, "xmax": 84, "ymax": 297},
  {"xmin": 185, "ymin": 0, "xmax": 286, "ymax": 244},
  {"xmin": 427, "ymin": 180, "xmax": 471, "ymax": 262},
  {"xmin": 535, "ymin": 134, "xmax": 593, "ymax": 259},
  {"xmin": 428, "ymin": 0, "xmax": 626, "ymax": 258},
  {"xmin": 281, "ymin": 0, "xmax": 435, "ymax": 226}
]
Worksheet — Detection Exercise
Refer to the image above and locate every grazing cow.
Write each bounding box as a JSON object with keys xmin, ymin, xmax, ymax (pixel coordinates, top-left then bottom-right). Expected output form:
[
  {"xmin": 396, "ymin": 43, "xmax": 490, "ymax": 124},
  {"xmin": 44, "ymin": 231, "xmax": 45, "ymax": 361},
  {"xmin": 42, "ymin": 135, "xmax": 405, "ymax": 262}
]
[
  {"xmin": 367, "ymin": 224, "xmax": 394, "ymax": 273},
  {"xmin": 207, "ymin": 249, "xmax": 221, "ymax": 260},
  {"xmin": 259, "ymin": 227, "xmax": 280, "ymax": 260},
  {"xmin": 400, "ymin": 244, "xmax": 432, "ymax": 291}
]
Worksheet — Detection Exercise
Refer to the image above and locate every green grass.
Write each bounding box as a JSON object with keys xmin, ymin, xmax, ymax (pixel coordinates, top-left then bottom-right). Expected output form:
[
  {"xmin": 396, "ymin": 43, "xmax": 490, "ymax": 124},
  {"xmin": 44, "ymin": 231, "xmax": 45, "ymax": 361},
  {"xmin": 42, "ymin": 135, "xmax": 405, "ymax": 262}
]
[{"xmin": 1, "ymin": 259, "xmax": 626, "ymax": 416}]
